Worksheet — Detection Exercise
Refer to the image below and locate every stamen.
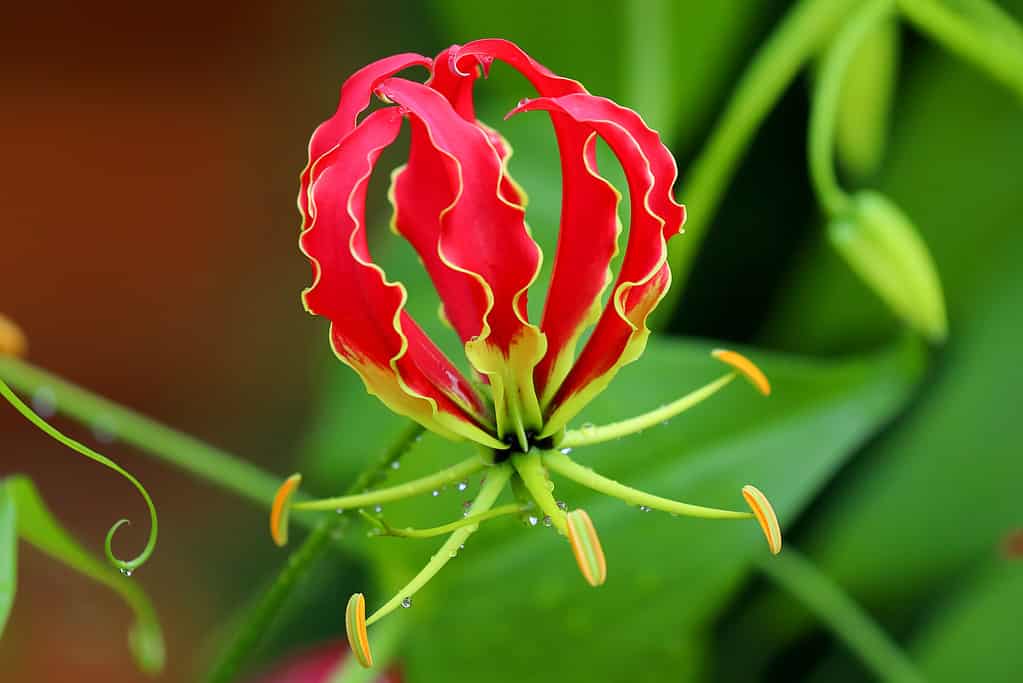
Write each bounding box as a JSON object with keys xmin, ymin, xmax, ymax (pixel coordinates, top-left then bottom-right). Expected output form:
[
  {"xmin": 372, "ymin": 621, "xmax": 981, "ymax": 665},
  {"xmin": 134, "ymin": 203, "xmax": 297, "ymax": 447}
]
[
  {"xmin": 0, "ymin": 314, "xmax": 27, "ymax": 357},
  {"xmin": 742, "ymin": 485, "xmax": 782, "ymax": 554},
  {"xmin": 510, "ymin": 452, "xmax": 568, "ymax": 534},
  {"xmin": 542, "ymin": 451, "xmax": 753, "ymax": 520},
  {"xmin": 711, "ymin": 349, "xmax": 771, "ymax": 396},
  {"xmin": 566, "ymin": 509, "xmax": 607, "ymax": 587},
  {"xmin": 292, "ymin": 455, "xmax": 488, "ymax": 512},
  {"xmin": 270, "ymin": 473, "xmax": 302, "ymax": 547},
  {"xmin": 559, "ymin": 374, "xmax": 736, "ymax": 448},
  {"xmin": 345, "ymin": 593, "xmax": 373, "ymax": 668},
  {"xmin": 360, "ymin": 503, "xmax": 527, "ymax": 538},
  {"xmin": 363, "ymin": 464, "xmax": 513, "ymax": 627}
]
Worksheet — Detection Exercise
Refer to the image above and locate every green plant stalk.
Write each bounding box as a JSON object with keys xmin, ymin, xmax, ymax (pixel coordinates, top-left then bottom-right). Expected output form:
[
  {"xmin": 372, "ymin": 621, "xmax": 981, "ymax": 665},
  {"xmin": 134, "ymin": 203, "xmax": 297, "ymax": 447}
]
[
  {"xmin": 810, "ymin": 0, "xmax": 895, "ymax": 216},
  {"xmin": 759, "ymin": 550, "xmax": 926, "ymax": 683},
  {"xmin": 0, "ymin": 356, "xmax": 290, "ymax": 510},
  {"xmin": 659, "ymin": 0, "xmax": 860, "ymax": 319},
  {"xmin": 899, "ymin": 0, "xmax": 1023, "ymax": 101},
  {"xmin": 624, "ymin": 0, "xmax": 673, "ymax": 135},
  {"xmin": 204, "ymin": 422, "xmax": 423, "ymax": 683}
]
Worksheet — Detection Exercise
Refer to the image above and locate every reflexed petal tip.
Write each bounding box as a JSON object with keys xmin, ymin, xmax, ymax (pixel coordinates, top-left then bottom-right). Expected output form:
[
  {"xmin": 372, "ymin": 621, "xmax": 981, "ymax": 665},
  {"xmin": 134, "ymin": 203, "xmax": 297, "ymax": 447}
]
[
  {"xmin": 567, "ymin": 509, "xmax": 607, "ymax": 586},
  {"xmin": 270, "ymin": 473, "xmax": 302, "ymax": 547},
  {"xmin": 711, "ymin": 349, "xmax": 771, "ymax": 396},
  {"xmin": 742, "ymin": 485, "xmax": 782, "ymax": 555},
  {"xmin": 346, "ymin": 593, "xmax": 373, "ymax": 668},
  {"xmin": 0, "ymin": 314, "xmax": 27, "ymax": 357}
]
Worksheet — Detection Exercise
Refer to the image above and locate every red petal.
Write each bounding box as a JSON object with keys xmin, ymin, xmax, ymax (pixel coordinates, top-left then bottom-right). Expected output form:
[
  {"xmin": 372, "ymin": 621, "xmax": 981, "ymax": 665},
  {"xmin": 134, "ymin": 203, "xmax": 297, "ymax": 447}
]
[
  {"xmin": 300, "ymin": 107, "xmax": 500, "ymax": 447},
  {"xmin": 510, "ymin": 94, "xmax": 686, "ymax": 436},
  {"xmin": 379, "ymin": 77, "xmax": 546, "ymax": 436},
  {"xmin": 298, "ymin": 53, "xmax": 431, "ymax": 229},
  {"xmin": 453, "ymin": 40, "xmax": 622, "ymax": 408}
]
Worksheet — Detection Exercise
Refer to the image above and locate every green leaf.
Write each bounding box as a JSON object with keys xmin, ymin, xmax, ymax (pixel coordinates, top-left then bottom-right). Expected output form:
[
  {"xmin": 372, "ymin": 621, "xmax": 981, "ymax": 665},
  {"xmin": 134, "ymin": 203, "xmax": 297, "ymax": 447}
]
[
  {"xmin": 746, "ymin": 31, "xmax": 1023, "ymax": 661},
  {"xmin": 0, "ymin": 483, "xmax": 15, "ymax": 638},
  {"xmin": 911, "ymin": 562, "xmax": 1023, "ymax": 683},
  {"xmin": 344, "ymin": 333, "xmax": 924, "ymax": 682},
  {"xmin": 2, "ymin": 475, "xmax": 165, "ymax": 674}
]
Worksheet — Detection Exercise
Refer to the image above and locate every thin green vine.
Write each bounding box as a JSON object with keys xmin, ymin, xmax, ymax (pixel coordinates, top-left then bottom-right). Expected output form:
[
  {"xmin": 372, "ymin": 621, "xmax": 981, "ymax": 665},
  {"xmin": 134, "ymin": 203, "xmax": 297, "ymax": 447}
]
[{"xmin": 0, "ymin": 378, "xmax": 156, "ymax": 573}]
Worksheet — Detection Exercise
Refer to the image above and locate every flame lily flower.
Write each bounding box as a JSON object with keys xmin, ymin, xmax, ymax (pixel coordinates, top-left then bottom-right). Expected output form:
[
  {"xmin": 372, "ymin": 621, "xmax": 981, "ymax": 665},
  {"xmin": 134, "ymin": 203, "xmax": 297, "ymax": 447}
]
[{"xmin": 279, "ymin": 39, "xmax": 782, "ymax": 667}]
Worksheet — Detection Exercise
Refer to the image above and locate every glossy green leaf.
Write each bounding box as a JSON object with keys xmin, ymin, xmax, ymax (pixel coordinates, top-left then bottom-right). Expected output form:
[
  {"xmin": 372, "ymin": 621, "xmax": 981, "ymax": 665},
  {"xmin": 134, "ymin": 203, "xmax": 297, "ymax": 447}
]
[
  {"xmin": 334, "ymin": 333, "xmax": 924, "ymax": 682},
  {"xmin": 0, "ymin": 483, "xmax": 15, "ymax": 638},
  {"xmin": 2, "ymin": 475, "xmax": 165, "ymax": 674}
]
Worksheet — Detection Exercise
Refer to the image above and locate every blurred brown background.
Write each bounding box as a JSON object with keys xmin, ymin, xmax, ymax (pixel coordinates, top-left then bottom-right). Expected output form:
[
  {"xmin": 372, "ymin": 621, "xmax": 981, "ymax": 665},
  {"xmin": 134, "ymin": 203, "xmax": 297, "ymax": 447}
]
[{"xmin": 0, "ymin": 1, "xmax": 418, "ymax": 679}]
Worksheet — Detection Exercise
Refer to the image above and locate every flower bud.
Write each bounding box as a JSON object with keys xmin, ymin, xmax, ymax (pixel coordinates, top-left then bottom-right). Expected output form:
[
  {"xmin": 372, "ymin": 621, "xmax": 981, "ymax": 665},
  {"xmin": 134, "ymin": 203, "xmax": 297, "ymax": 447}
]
[{"xmin": 828, "ymin": 191, "xmax": 948, "ymax": 343}]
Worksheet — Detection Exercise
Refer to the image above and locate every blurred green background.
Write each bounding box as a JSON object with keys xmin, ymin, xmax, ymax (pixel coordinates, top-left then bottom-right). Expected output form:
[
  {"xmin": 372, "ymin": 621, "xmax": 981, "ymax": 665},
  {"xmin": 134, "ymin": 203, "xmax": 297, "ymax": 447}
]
[{"xmin": 1, "ymin": 0, "xmax": 1021, "ymax": 681}]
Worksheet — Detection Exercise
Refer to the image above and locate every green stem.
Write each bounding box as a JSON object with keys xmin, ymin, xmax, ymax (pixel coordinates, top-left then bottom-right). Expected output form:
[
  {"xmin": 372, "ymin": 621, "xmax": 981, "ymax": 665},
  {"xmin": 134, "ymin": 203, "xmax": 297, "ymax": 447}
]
[
  {"xmin": 624, "ymin": 0, "xmax": 673, "ymax": 135},
  {"xmin": 204, "ymin": 423, "xmax": 424, "ymax": 683},
  {"xmin": 293, "ymin": 455, "xmax": 487, "ymax": 512},
  {"xmin": 810, "ymin": 1, "xmax": 896, "ymax": 216},
  {"xmin": 898, "ymin": 0, "xmax": 1023, "ymax": 101},
  {"xmin": 559, "ymin": 373, "xmax": 735, "ymax": 448},
  {"xmin": 0, "ymin": 378, "xmax": 157, "ymax": 572},
  {"xmin": 361, "ymin": 503, "xmax": 526, "ymax": 539},
  {"xmin": 0, "ymin": 356, "xmax": 289, "ymax": 510},
  {"xmin": 759, "ymin": 550, "xmax": 926, "ymax": 683},
  {"xmin": 511, "ymin": 452, "xmax": 568, "ymax": 534},
  {"xmin": 542, "ymin": 451, "xmax": 752, "ymax": 520},
  {"xmin": 365, "ymin": 463, "xmax": 511, "ymax": 626},
  {"xmin": 660, "ymin": 0, "xmax": 860, "ymax": 316}
]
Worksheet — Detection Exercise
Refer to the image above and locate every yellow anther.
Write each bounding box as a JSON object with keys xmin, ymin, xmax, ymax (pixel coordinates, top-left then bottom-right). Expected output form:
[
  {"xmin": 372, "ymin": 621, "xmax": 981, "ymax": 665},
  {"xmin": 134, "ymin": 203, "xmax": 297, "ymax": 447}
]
[
  {"xmin": 345, "ymin": 593, "xmax": 373, "ymax": 668},
  {"xmin": 270, "ymin": 473, "xmax": 302, "ymax": 547},
  {"xmin": 566, "ymin": 509, "xmax": 607, "ymax": 587},
  {"xmin": 742, "ymin": 485, "xmax": 782, "ymax": 555},
  {"xmin": 712, "ymin": 349, "xmax": 771, "ymax": 396}
]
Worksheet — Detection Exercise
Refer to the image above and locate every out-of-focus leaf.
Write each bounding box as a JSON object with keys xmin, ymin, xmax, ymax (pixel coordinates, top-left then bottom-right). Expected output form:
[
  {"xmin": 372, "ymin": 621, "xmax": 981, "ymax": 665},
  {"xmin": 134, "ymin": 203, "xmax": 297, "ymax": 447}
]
[
  {"xmin": 3, "ymin": 475, "xmax": 165, "ymax": 674},
  {"xmin": 742, "ymin": 35, "xmax": 1023, "ymax": 664},
  {"xmin": 0, "ymin": 483, "xmax": 15, "ymax": 638},
  {"xmin": 430, "ymin": 1, "xmax": 770, "ymax": 148},
  {"xmin": 766, "ymin": 47, "xmax": 1023, "ymax": 585},
  {"xmin": 911, "ymin": 562, "xmax": 1023, "ymax": 683},
  {"xmin": 341, "ymin": 333, "xmax": 924, "ymax": 683}
]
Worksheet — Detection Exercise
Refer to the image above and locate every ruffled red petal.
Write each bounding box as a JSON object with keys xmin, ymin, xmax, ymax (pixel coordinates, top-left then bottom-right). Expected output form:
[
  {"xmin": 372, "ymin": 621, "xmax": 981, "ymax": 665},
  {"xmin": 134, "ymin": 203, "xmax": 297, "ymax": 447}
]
[
  {"xmin": 453, "ymin": 40, "xmax": 622, "ymax": 409},
  {"xmin": 298, "ymin": 53, "xmax": 431, "ymax": 229},
  {"xmin": 300, "ymin": 107, "xmax": 501, "ymax": 447},
  {"xmin": 379, "ymin": 77, "xmax": 546, "ymax": 436},
  {"xmin": 509, "ymin": 93, "xmax": 686, "ymax": 436}
]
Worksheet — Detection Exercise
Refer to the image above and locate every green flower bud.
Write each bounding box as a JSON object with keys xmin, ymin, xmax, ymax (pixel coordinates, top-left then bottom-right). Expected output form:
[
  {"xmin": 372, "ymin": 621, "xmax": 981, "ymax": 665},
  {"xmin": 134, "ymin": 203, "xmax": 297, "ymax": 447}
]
[{"xmin": 829, "ymin": 191, "xmax": 948, "ymax": 342}]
